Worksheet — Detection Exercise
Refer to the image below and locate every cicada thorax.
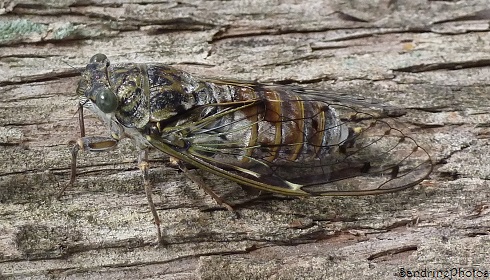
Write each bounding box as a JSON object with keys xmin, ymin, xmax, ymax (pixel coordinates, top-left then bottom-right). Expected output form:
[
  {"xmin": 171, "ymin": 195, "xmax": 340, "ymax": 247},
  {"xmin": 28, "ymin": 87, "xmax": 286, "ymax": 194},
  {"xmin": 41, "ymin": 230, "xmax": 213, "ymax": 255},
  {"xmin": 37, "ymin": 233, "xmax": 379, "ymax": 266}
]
[{"xmin": 106, "ymin": 63, "xmax": 205, "ymax": 129}]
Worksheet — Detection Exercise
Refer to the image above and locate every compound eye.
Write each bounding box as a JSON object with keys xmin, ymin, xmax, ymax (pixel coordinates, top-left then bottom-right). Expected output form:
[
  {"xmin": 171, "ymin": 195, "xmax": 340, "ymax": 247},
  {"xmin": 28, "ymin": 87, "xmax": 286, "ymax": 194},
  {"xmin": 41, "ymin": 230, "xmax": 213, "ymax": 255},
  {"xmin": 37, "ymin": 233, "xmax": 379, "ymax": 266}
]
[
  {"xmin": 90, "ymin": 53, "xmax": 107, "ymax": 63},
  {"xmin": 89, "ymin": 53, "xmax": 110, "ymax": 67},
  {"xmin": 95, "ymin": 88, "xmax": 118, "ymax": 113}
]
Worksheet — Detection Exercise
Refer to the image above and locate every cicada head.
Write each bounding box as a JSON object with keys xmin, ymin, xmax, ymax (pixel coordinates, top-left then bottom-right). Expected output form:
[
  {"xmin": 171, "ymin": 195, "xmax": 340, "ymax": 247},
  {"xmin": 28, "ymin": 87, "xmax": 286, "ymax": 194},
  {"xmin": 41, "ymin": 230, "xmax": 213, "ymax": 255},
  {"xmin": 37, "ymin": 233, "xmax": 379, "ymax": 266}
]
[{"xmin": 78, "ymin": 54, "xmax": 119, "ymax": 124}]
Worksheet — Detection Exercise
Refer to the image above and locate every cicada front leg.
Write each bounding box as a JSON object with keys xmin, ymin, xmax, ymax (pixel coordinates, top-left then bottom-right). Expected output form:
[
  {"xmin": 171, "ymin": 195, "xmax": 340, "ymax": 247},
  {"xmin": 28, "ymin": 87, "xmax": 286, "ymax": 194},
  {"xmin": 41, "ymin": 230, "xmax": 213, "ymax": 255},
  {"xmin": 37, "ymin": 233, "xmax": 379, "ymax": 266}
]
[
  {"xmin": 58, "ymin": 104, "xmax": 120, "ymax": 198},
  {"xmin": 60, "ymin": 106, "xmax": 166, "ymax": 246},
  {"xmin": 60, "ymin": 136, "xmax": 166, "ymax": 246},
  {"xmin": 57, "ymin": 136, "xmax": 118, "ymax": 199}
]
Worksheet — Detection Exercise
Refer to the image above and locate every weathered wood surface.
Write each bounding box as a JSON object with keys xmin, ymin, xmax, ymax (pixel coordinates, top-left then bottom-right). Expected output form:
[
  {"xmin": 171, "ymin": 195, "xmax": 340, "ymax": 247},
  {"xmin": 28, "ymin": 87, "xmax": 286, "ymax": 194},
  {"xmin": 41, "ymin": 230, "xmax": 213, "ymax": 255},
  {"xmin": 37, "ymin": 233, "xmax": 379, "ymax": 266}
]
[{"xmin": 1, "ymin": 0, "xmax": 490, "ymax": 279}]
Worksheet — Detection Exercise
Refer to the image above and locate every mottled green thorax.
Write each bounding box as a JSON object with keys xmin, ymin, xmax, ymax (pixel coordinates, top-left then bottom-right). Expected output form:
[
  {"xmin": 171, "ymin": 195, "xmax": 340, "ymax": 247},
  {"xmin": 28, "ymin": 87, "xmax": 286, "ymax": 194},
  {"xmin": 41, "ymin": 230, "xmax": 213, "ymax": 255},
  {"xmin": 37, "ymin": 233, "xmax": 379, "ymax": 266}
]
[
  {"xmin": 110, "ymin": 63, "xmax": 204, "ymax": 128},
  {"xmin": 80, "ymin": 54, "xmax": 202, "ymax": 129}
]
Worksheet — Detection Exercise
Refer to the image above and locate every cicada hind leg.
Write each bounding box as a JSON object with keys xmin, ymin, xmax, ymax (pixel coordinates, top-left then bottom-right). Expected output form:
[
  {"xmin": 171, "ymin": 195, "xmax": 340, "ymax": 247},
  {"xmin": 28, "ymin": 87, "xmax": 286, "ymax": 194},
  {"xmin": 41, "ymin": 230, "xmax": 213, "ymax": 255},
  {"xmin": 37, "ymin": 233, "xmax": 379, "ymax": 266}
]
[{"xmin": 171, "ymin": 158, "xmax": 236, "ymax": 214}]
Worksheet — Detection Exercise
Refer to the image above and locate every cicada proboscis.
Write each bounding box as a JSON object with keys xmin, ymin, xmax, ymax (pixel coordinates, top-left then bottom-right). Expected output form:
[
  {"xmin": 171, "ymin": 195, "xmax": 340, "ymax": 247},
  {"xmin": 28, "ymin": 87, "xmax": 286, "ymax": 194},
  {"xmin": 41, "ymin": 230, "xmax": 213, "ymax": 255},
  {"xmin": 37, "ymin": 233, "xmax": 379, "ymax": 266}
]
[{"xmin": 60, "ymin": 53, "xmax": 433, "ymax": 245}]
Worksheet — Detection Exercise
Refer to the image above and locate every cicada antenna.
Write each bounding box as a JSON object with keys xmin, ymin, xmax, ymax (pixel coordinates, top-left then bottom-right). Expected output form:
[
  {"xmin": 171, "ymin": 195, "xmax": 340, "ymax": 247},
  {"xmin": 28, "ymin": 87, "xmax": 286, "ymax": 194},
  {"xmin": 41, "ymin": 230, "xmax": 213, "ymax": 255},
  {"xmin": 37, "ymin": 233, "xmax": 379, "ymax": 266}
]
[{"xmin": 61, "ymin": 59, "xmax": 84, "ymax": 74}]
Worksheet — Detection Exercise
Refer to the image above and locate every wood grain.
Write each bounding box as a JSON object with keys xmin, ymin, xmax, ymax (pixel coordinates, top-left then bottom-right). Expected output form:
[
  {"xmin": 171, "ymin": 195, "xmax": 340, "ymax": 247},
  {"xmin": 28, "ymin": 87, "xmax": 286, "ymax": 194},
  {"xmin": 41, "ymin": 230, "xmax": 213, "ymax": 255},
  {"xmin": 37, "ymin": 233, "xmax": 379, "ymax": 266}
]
[{"xmin": 1, "ymin": 0, "xmax": 490, "ymax": 279}]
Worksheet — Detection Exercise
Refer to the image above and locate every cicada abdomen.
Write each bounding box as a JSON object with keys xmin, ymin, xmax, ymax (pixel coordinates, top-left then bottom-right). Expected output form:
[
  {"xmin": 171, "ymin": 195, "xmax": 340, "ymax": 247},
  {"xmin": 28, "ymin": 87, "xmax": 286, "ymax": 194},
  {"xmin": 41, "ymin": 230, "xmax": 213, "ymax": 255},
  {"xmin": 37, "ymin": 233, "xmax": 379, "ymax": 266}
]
[{"xmin": 152, "ymin": 80, "xmax": 432, "ymax": 196}]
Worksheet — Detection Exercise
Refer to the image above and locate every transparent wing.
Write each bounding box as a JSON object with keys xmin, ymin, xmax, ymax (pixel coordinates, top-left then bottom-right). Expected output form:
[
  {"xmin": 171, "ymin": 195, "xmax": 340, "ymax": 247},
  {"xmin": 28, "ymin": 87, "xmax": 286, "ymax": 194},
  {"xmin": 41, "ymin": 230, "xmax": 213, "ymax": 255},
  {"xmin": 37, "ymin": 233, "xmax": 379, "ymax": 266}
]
[{"xmin": 147, "ymin": 84, "xmax": 433, "ymax": 196}]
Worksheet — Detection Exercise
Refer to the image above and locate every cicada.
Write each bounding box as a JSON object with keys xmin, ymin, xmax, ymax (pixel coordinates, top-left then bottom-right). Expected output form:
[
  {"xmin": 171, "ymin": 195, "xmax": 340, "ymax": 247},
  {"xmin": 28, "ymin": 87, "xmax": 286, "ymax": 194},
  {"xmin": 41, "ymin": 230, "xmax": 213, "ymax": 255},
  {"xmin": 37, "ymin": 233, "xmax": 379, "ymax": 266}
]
[{"xmin": 61, "ymin": 53, "xmax": 433, "ymax": 245}]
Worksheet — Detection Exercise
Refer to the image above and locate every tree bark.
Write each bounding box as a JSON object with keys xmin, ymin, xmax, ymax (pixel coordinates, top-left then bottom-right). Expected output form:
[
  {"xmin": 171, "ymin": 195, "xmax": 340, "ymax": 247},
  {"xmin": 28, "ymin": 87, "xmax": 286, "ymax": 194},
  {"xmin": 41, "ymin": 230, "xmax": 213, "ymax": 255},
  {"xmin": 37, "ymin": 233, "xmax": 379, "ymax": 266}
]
[{"xmin": 1, "ymin": 0, "xmax": 490, "ymax": 279}]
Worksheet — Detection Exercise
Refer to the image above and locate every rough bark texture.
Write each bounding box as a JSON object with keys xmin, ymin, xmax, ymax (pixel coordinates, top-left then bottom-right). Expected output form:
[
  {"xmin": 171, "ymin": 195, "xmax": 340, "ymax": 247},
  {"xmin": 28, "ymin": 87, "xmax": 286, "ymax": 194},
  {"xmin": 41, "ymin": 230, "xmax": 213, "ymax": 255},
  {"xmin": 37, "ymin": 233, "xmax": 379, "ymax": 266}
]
[{"xmin": 1, "ymin": 0, "xmax": 490, "ymax": 279}]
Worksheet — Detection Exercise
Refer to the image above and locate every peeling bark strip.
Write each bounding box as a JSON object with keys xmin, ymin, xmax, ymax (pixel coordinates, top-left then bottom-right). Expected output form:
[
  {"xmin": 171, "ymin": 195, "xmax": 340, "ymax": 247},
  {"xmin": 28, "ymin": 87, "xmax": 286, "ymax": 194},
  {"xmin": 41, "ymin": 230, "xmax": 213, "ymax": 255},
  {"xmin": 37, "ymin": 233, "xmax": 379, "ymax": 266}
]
[{"xmin": 1, "ymin": 0, "xmax": 490, "ymax": 279}]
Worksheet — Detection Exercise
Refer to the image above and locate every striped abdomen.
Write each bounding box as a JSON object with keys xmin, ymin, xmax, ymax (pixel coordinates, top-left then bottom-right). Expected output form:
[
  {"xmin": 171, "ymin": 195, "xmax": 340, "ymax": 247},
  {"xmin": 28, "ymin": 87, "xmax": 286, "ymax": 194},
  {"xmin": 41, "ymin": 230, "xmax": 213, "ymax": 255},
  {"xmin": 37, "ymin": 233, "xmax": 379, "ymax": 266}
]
[{"xmin": 220, "ymin": 85, "xmax": 350, "ymax": 164}]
